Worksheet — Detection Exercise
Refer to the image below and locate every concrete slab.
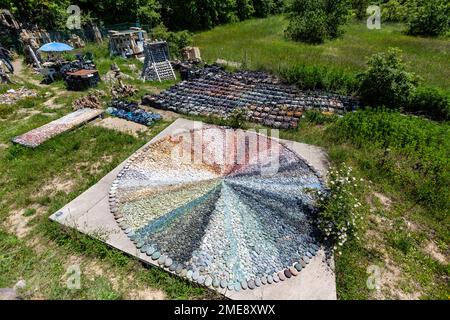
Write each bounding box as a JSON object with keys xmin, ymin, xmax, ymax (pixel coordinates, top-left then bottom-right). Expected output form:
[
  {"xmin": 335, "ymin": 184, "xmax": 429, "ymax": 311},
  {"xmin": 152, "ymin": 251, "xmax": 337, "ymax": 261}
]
[{"xmin": 50, "ymin": 118, "xmax": 336, "ymax": 300}]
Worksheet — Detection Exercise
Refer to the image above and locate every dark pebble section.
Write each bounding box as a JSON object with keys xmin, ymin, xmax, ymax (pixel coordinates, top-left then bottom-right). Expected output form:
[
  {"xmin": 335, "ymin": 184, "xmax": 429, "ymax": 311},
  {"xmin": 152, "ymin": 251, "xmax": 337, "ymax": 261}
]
[{"xmin": 142, "ymin": 66, "xmax": 360, "ymax": 129}]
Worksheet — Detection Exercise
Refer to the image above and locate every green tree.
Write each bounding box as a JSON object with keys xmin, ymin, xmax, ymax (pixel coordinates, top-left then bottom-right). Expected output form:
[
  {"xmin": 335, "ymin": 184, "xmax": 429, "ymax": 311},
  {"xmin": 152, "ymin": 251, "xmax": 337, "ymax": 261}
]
[
  {"xmin": 285, "ymin": 0, "xmax": 350, "ymax": 44},
  {"xmin": 324, "ymin": 0, "xmax": 350, "ymax": 39},
  {"xmin": 358, "ymin": 48, "xmax": 419, "ymax": 108},
  {"xmin": 406, "ymin": 0, "xmax": 450, "ymax": 37},
  {"xmin": 236, "ymin": 0, "xmax": 255, "ymax": 20},
  {"xmin": 252, "ymin": 0, "xmax": 274, "ymax": 17},
  {"xmin": 350, "ymin": 0, "xmax": 369, "ymax": 20}
]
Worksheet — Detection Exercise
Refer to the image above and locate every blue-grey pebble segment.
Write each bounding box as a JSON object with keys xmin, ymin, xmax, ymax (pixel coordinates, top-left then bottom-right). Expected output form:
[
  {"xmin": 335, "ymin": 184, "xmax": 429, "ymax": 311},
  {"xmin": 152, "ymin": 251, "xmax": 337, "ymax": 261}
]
[
  {"xmin": 212, "ymin": 278, "xmax": 220, "ymax": 288},
  {"xmin": 151, "ymin": 251, "xmax": 161, "ymax": 260},
  {"xmin": 205, "ymin": 276, "xmax": 213, "ymax": 287},
  {"xmin": 165, "ymin": 257, "xmax": 173, "ymax": 267},
  {"xmin": 192, "ymin": 270, "xmax": 200, "ymax": 281},
  {"xmin": 146, "ymin": 246, "xmax": 156, "ymax": 255}
]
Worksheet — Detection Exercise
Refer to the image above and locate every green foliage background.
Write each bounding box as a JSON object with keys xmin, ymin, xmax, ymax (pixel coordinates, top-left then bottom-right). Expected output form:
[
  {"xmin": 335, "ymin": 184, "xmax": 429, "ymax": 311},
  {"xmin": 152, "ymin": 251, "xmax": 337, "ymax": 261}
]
[{"xmin": 0, "ymin": 0, "xmax": 280, "ymax": 31}]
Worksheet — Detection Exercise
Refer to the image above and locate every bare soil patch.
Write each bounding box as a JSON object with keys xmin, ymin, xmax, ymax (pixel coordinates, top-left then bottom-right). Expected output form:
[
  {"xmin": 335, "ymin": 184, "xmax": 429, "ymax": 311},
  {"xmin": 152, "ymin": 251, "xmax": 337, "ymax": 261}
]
[
  {"xmin": 94, "ymin": 117, "xmax": 148, "ymax": 137},
  {"xmin": 422, "ymin": 240, "xmax": 448, "ymax": 265}
]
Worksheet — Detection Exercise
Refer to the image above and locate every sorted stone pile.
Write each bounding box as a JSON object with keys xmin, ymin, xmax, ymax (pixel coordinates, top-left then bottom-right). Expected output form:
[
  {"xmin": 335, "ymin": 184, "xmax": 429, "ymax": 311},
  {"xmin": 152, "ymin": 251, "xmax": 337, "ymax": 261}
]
[
  {"xmin": 0, "ymin": 87, "xmax": 37, "ymax": 105},
  {"xmin": 106, "ymin": 100, "xmax": 161, "ymax": 126},
  {"xmin": 111, "ymin": 83, "xmax": 137, "ymax": 99},
  {"xmin": 102, "ymin": 63, "xmax": 133, "ymax": 83},
  {"xmin": 67, "ymin": 34, "xmax": 85, "ymax": 49},
  {"xmin": 72, "ymin": 90, "xmax": 105, "ymax": 110},
  {"xmin": 143, "ymin": 67, "xmax": 359, "ymax": 129},
  {"xmin": 141, "ymin": 41, "xmax": 176, "ymax": 82}
]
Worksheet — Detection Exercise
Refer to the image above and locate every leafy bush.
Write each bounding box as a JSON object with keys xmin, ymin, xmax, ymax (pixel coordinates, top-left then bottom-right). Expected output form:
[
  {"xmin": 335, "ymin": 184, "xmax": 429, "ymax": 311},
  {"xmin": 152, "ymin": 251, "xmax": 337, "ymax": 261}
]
[
  {"xmin": 226, "ymin": 108, "xmax": 247, "ymax": 128},
  {"xmin": 285, "ymin": 0, "xmax": 350, "ymax": 44},
  {"xmin": 410, "ymin": 86, "xmax": 450, "ymax": 120},
  {"xmin": 406, "ymin": 0, "xmax": 450, "ymax": 37},
  {"xmin": 358, "ymin": 48, "xmax": 418, "ymax": 109},
  {"xmin": 252, "ymin": 0, "xmax": 275, "ymax": 17},
  {"xmin": 350, "ymin": 0, "xmax": 370, "ymax": 20},
  {"xmin": 151, "ymin": 24, "xmax": 193, "ymax": 58},
  {"xmin": 236, "ymin": 0, "xmax": 256, "ymax": 20},
  {"xmin": 285, "ymin": 10, "xmax": 328, "ymax": 44},
  {"xmin": 280, "ymin": 64, "xmax": 359, "ymax": 95},
  {"xmin": 382, "ymin": 0, "xmax": 408, "ymax": 22},
  {"xmin": 329, "ymin": 109, "xmax": 450, "ymax": 215},
  {"xmin": 324, "ymin": 0, "xmax": 351, "ymax": 39},
  {"xmin": 315, "ymin": 164, "xmax": 368, "ymax": 253}
]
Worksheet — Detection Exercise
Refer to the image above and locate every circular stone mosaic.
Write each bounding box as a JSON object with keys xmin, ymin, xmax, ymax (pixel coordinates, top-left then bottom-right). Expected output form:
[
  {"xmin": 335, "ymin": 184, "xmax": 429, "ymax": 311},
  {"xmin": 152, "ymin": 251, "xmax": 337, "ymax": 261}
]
[{"xmin": 110, "ymin": 127, "xmax": 325, "ymax": 291}]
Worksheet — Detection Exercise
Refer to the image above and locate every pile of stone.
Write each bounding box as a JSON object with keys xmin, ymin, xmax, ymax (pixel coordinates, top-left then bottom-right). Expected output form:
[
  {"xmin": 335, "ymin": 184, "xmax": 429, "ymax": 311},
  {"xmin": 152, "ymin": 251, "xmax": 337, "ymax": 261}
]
[
  {"xmin": 0, "ymin": 87, "xmax": 37, "ymax": 105},
  {"xmin": 142, "ymin": 67, "xmax": 359, "ymax": 129},
  {"xmin": 111, "ymin": 83, "xmax": 137, "ymax": 99},
  {"xmin": 72, "ymin": 90, "xmax": 105, "ymax": 110},
  {"xmin": 67, "ymin": 34, "xmax": 85, "ymax": 49},
  {"xmin": 108, "ymin": 28, "xmax": 147, "ymax": 58},
  {"xmin": 106, "ymin": 100, "xmax": 161, "ymax": 126}
]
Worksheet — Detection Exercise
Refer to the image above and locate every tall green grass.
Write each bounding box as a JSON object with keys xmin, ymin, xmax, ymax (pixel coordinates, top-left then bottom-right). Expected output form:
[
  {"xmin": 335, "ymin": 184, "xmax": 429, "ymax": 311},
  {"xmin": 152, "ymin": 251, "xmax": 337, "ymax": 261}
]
[
  {"xmin": 329, "ymin": 109, "xmax": 450, "ymax": 217},
  {"xmin": 193, "ymin": 16, "xmax": 450, "ymax": 91}
]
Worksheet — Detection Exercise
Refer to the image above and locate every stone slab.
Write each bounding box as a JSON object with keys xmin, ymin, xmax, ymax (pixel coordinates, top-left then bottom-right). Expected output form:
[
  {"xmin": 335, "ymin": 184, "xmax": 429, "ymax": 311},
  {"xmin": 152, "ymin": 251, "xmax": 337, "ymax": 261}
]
[
  {"xmin": 49, "ymin": 118, "xmax": 336, "ymax": 300},
  {"xmin": 12, "ymin": 108, "xmax": 103, "ymax": 147}
]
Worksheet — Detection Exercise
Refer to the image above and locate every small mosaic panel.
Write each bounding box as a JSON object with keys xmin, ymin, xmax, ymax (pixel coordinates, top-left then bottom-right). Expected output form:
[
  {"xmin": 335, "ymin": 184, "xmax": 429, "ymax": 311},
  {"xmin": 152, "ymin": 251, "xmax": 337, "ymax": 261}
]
[
  {"xmin": 110, "ymin": 127, "xmax": 324, "ymax": 291},
  {"xmin": 12, "ymin": 108, "xmax": 103, "ymax": 147}
]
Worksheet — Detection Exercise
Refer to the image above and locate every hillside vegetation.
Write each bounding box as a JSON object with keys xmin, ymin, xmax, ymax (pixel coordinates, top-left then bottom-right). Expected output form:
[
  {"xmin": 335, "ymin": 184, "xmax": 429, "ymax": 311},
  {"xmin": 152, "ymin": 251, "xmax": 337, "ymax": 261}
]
[{"xmin": 193, "ymin": 16, "xmax": 450, "ymax": 91}]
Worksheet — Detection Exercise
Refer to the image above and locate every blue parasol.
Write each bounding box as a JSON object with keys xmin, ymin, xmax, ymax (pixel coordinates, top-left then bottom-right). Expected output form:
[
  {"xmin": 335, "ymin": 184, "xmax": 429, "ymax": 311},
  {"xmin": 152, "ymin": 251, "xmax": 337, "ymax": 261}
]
[{"xmin": 38, "ymin": 42, "xmax": 74, "ymax": 52}]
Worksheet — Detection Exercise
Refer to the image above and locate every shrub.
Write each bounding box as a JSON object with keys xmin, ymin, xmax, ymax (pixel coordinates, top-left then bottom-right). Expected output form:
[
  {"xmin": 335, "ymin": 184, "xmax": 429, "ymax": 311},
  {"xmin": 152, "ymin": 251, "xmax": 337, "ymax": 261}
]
[
  {"xmin": 406, "ymin": 0, "xmax": 450, "ymax": 37},
  {"xmin": 324, "ymin": 0, "xmax": 352, "ymax": 39},
  {"xmin": 315, "ymin": 164, "xmax": 368, "ymax": 253},
  {"xmin": 151, "ymin": 24, "xmax": 193, "ymax": 58},
  {"xmin": 382, "ymin": 0, "xmax": 408, "ymax": 23},
  {"xmin": 285, "ymin": 11, "xmax": 328, "ymax": 44},
  {"xmin": 252, "ymin": 0, "xmax": 275, "ymax": 17},
  {"xmin": 350, "ymin": 0, "xmax": 370, "ymax": 20},
  {"xmin": 410, "ymin": 86, "xmax": 450, "ymax": 121},
  {"xmin": 226, "ymin": 108, "xmax": 247, "ymax": 128},
  {"xmin": 285, "ymin": 0, "xmax": 350, "ymax": 44},
  {"xmin": 358, "ymin": 48, "xmax": 418, "ymax": 109},
  {"xmin": 236, "ymin": 0, "xmax": 255, "ymax": 20}
]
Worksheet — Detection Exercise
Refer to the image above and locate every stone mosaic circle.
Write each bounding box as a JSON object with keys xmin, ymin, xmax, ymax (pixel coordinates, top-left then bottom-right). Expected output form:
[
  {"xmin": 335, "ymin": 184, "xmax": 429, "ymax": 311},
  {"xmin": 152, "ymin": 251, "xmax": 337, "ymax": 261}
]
[{"xmin": 109, "ymin": 127, "xmax": 324, "ymax": 291}]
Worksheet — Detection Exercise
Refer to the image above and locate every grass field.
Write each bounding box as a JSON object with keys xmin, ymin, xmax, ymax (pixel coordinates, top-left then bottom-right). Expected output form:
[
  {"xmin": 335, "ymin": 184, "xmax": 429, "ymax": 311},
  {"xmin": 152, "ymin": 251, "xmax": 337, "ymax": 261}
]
[
  {"xmin": 0, "ymin": 16, "xmax": 448, "ymax": 300},
  {"xmin": 193, "ymin": 16, "xmax": 450, "ymax": 91}
]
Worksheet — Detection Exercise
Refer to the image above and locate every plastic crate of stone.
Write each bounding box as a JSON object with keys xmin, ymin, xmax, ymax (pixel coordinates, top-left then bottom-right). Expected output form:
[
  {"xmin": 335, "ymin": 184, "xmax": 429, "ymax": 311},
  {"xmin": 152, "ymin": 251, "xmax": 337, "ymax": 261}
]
[
  {"xmin": 106, "ymin": 106, "xmax": 161, "ymax": 126},
  {"xmin": 141, "ymin": 41, "xmax": 176, "ymax": 82},
  {"xmin": 142, "ymin": 67, "xmax": 359, "ymax": 128}
]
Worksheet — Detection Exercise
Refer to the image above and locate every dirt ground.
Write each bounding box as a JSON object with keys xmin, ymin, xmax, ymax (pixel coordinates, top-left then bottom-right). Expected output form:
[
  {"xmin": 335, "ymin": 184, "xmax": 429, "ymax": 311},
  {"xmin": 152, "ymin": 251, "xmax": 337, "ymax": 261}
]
[{"xmin": 93, "ymin": 117, "xmax": 148, "ymax": 137}]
